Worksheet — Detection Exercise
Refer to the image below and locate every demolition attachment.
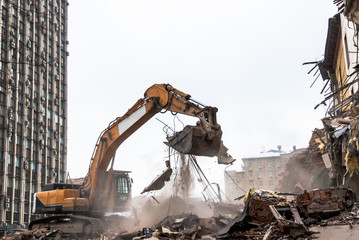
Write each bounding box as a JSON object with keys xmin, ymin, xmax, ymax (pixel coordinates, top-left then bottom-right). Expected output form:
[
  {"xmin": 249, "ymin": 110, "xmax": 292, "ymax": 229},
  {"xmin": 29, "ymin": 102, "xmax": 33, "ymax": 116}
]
[{"xmin": 165, "ymin": 125, "xmax": 222, "ymax": 157}]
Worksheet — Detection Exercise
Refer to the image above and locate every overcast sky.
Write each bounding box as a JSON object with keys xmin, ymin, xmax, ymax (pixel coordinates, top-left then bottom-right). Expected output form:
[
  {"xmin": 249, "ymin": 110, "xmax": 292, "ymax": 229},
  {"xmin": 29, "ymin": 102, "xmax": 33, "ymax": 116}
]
[{"xmin": 67, "ymin": 1, "xmax": 338, "ymax": 198}]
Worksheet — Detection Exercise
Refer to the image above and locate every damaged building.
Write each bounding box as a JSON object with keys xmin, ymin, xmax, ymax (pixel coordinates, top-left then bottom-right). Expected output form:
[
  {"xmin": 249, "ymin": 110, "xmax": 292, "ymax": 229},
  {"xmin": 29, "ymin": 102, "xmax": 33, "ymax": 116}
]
[{"xmin": 300, "ymin": 0, "xmax": 359, "ymax": 195}]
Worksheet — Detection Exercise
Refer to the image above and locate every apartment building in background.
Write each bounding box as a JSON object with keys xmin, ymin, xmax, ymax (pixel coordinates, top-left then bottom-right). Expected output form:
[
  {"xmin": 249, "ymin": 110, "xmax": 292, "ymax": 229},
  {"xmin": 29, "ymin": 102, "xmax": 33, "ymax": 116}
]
[
  {"xmin": 0, "ymin": 0, "xmax": 68, "ymax": 227},
  {"xmin": 224, "ymin": 147, "xmax": 290, "ymax": 202}
]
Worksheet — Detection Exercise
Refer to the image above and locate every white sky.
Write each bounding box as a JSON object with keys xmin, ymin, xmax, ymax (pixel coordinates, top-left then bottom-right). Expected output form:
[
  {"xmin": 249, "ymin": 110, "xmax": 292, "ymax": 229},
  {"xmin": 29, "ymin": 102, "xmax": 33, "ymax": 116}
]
[{"xmin": 67, "ymin": 0, "xmax": 338, "ymax": 198}]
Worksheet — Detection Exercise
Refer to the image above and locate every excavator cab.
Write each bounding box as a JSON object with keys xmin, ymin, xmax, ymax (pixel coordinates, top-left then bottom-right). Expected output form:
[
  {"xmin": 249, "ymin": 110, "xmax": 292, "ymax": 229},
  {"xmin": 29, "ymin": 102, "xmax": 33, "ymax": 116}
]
[
  {"xmin": 99, "ymin": 170, "xmax": 132, "ymax": 212},
  {"xmin": 112, "ymin": 171, "xmax": 132, "ymax": 210}
]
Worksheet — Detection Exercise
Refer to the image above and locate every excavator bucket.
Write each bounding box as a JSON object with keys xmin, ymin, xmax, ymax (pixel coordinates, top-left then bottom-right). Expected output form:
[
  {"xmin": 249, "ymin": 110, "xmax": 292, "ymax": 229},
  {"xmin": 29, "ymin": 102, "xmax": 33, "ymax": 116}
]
[{"xmin": 165, "ymin": 125, "xmax": 222, "ymax": 157}]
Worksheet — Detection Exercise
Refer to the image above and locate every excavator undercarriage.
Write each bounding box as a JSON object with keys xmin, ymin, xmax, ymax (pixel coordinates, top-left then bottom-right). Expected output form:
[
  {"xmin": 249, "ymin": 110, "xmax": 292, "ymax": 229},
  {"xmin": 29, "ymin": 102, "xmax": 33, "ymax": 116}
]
[{"xmin": 29, "ymin": 214, "xmax": 104, "ymax": 237}]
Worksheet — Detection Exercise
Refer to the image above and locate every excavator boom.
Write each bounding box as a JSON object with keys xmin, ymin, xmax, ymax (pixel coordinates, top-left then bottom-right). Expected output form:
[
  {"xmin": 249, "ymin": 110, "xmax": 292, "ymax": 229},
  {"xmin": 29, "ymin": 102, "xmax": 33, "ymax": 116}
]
[{"xmin": 84, "ymin": 83, "xmax": 223, "ymax": 210}]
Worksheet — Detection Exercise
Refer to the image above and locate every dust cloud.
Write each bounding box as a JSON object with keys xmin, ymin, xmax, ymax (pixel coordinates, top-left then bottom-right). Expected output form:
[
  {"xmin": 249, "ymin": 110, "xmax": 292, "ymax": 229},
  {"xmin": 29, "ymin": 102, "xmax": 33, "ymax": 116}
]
[
  {"xmin": 109, "ymin": 154, "xmax": 216, "ymax": 232},
  {"xmin": 278, "ymin": 148, "xmax": 330, "ymax": 193},
  {"xmin": 129, "ymin": 154, "xmax": 216, "ymax": 229},
  {"xmin": 173, "ymin": 154, "xmax": 194, "ymax": 200}
]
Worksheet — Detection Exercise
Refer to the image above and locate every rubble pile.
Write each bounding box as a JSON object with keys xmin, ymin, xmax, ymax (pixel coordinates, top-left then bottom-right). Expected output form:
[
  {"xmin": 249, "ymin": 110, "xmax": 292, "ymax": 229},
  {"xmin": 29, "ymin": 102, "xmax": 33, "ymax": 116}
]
[
  {"xmin": 296, "ymin": 188, "xmax": 356, "ymax": 218},
  {"xmin": 112, "ymin": 188, "xmax": 358, "ymax": 239},
  {"xmin": 5, "ymin": 228, "xmax": 60, "ymax": 240},
  {"xmin": 214, "ymin": 188, "xmax": 357, "ymax": 239},
  {"xmin": 114, "ymin": 213, "xmax": 230, "ymax": 240},
  {"xmin": 5, "ymin": 188, "xmax": 359, "ymax": 239}
]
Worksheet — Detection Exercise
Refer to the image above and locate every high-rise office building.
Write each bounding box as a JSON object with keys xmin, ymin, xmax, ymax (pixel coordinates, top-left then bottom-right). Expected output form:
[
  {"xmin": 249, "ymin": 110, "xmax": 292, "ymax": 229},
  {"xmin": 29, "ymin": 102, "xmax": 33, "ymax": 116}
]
[{"xmin": 0, "ymin": 0, "xmax": 68, "ymax": 227}]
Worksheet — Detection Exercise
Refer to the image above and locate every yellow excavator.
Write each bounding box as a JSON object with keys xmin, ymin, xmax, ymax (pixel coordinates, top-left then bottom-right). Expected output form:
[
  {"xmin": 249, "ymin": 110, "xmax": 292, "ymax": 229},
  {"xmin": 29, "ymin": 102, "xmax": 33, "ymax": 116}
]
[{"xmin": 29, "ymin": 83, "xmax": 228, "ymax": 235}]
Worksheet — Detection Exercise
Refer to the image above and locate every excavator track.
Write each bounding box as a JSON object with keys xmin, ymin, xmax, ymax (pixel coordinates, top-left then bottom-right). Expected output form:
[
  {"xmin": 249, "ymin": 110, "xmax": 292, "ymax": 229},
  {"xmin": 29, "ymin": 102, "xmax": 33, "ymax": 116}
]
[{"xmin": 29, "ymin": 214, "xmax": 104, "ymax": 237}]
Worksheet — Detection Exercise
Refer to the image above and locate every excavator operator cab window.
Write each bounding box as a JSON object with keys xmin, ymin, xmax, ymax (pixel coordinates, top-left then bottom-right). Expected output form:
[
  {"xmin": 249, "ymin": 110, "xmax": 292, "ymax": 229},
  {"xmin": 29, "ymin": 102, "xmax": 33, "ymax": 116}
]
[
  {"xmin": 117, "ymin": 177, "xmax": 128, "ymax": 194},
  {"xmin": 109, "ymin": 171, "xmax": 131, "ymax": 207}
]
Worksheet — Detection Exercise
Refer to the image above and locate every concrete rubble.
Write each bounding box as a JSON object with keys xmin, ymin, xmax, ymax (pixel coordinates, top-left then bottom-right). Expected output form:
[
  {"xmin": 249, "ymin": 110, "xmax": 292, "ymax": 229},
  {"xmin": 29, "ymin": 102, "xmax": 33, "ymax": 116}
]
[
  {"xmin": 6, "ymin": 187, "xmax": 359, "ymax": 239},
  {"xmin": 5, "ymin": 228, "xmax": 61, "ymax": 240},
  {"xmin": 214, "ymin": 187, "xmax": 357, "ymax": 239}
]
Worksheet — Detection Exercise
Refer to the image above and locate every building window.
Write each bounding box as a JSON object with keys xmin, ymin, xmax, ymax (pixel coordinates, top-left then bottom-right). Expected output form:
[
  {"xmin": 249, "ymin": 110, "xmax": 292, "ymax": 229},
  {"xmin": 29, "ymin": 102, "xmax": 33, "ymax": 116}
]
[
  {"xmin": 11, "ymin": 6, "xmax": 17, "ymax": 17},
  {"xmin": 8, "ymin": 154, "xmax": 13, "ymax": 164},
  {"xmin": 277, "ymin": 170, "xmax": 281, "ymax": 176},
  {"xmin": 268, "ymin": 171, "xmax": 272, "ymax": 177},
  {"xmin": 249, "ymin": 171, "xmax": 253, "ymax": 178},
  {"xmin": 259, "ymin": 181, "xmax": 263, "ymax": 187},
  {"xmin": 258, "ymin": 162, "xmax": 262, "ymax": 168},
  {"xmin": 237, "ymin": 175, "xmax": 240, "ymax": 182},
  {"xmin": 18, "ymin": 115, "xmax": 23, "ymax": 124},
  {"xmin": 249, "ymin": 180, "xmax": 254, "ymax": 187},
  {"xmin": 19, "ymin": 32, "xmax": 24, "ymax": 42},
  {"xmin": 269, "ymin": 180, "xmax": 274, "ymax": 187},
  {"xmin": 25, "ymin": 139, "xmax": 31, "ymax": 149},
  {"xmin": 8, "ymin": 177, "xmax": 13, "ymax": 187},
  {"xmin": 248, "ymin": 162, "xmax": 252, "ymax": 168},
  {"xmin": 11, "ymin": 49, "xmax": 16, "ymax": 58},
  {"xmin": 47, "ymin": 109, "xmax": 52, "ymax": 119},
  {"xmin": 46, "ymin": 129, "xmax": 51, "ymax": 138},
  {"xmin": 258, "ymin": 171, "xmax": 262, "ymax": 178},
  {"xmin": 15, "ymin": 179, "xmax": 19, "ymax": 189},
  {"xmin": 267, "ymin": 161, "xmax": 272, "ymax": 167},
  {"xmin": 276, "ymin": 161, "xmax": 281, "ymax": 167},
  {"xmin": 1, "ymin": 41, "xmax": 6, "ymax": 50},
  {"xmin": 15, "ymin": 156, "xmax": 20, "ymax": 167},
  {"xmin": 14, "ymin": 202, "xmax": 18, "ymax": 212}
]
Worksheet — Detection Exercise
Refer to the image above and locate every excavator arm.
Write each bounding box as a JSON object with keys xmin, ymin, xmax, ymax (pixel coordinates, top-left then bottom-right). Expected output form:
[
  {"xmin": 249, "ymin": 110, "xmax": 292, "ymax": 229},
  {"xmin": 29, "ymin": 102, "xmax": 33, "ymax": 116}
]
[{"xmin": 83, "ymin": 83, "xmax": 223, "ymax": 211}]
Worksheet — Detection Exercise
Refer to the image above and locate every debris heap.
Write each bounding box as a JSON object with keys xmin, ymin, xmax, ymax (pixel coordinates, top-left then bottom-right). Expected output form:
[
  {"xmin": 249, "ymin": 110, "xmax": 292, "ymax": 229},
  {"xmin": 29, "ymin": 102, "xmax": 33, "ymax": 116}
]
[{"xmin": 215, "ymin": 187, "xmax": 356, "ymax": 239}]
